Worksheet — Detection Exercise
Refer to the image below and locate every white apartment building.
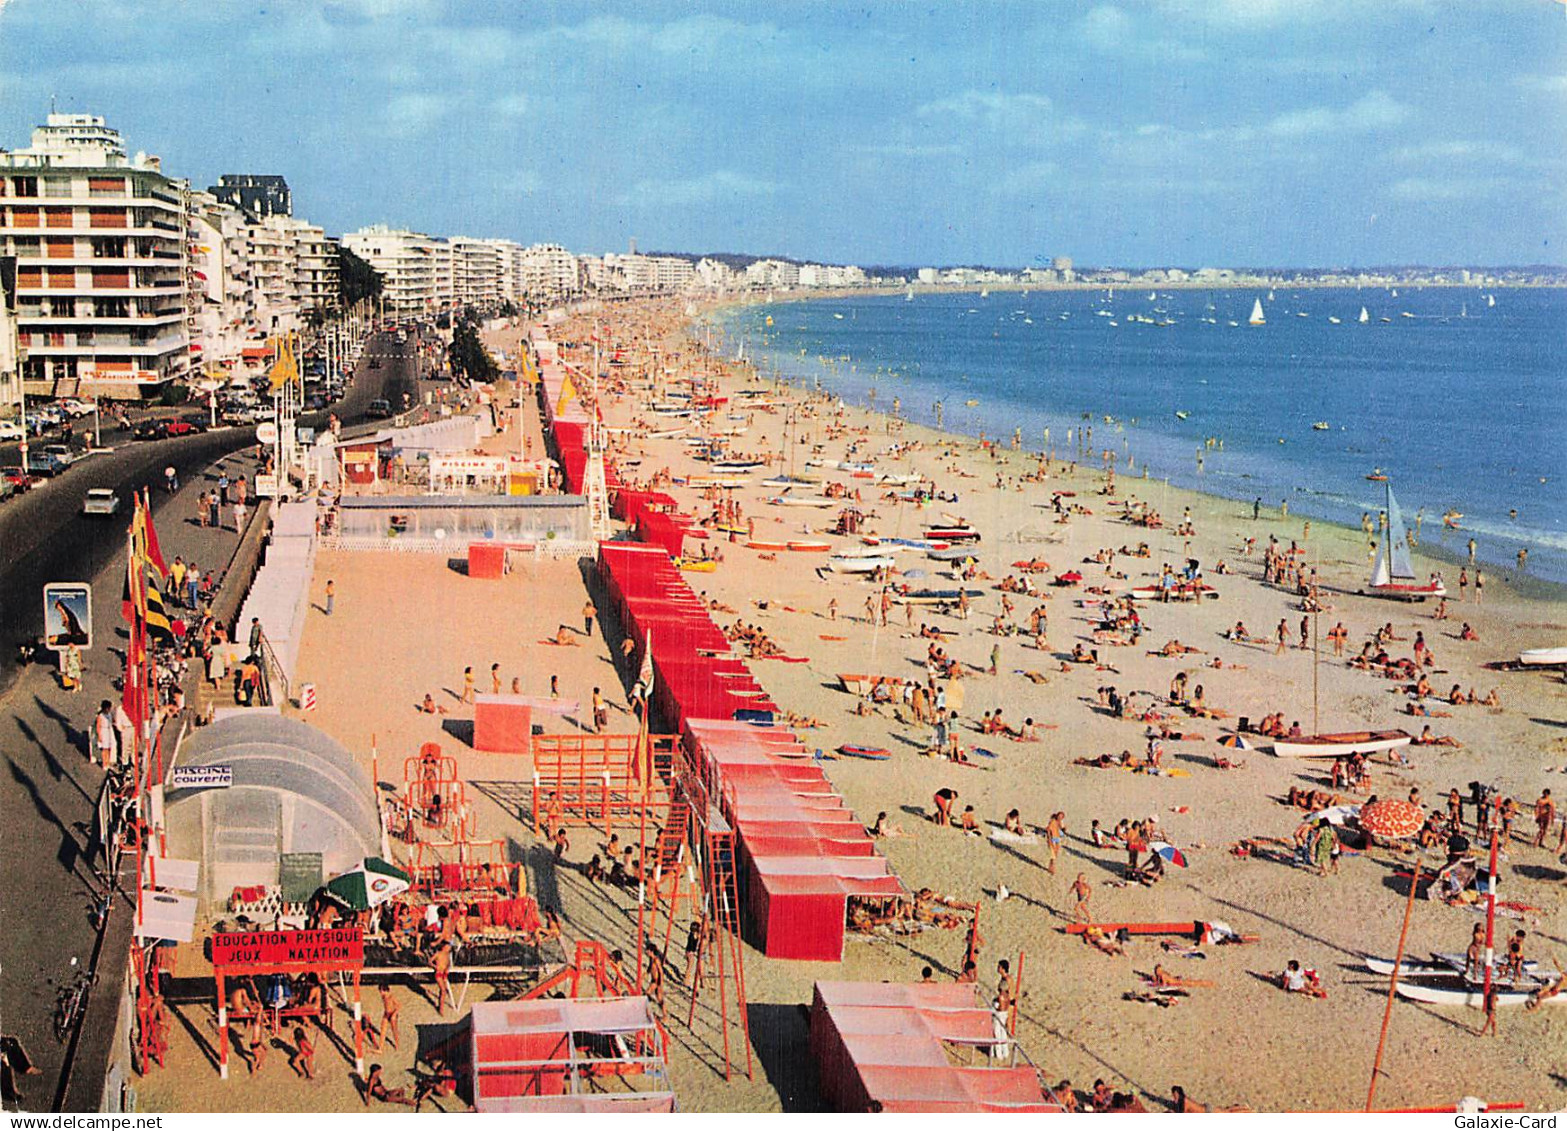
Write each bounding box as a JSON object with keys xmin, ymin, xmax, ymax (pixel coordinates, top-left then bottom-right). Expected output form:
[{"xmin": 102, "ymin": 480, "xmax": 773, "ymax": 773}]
[
  {"xmin": 450, "ymin": 237, "xmax": 504, "ymax": 308},
  {"xmin": 342, "ymin": 225, "xmax": 445, "ymax": 314},
  {"xmin": 0, "ymin": 265, "xmax": 19, "ymax": 412},
  {"xmin": 519, "ymin": 243, "xmax": 580, "ymax": 296},
  {"xmin": 693, "ymin": 257, "xmax": 738, "ymax": 290},
  {"xmin": 0, "ymin": 113, "xmax": 189, "ymax": 399},
  {"xmin": 744, "ymin": 259, "xmax": 800, "ymax": 289},
  {"xmin": 287, "ymin": 219, "xmax": 339, "ymax": 312}
]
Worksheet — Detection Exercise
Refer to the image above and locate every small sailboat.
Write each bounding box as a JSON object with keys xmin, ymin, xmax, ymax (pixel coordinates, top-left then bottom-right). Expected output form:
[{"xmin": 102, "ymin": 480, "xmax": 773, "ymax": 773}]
[
  {"xmin": 1267, "ymin": 289, "xmax": 1275, "ymax": 301},
  {"xmin": 1364, "ymin": 478, "xmax": 1445, "ymax": 601},
  {"xmin": 905, "ymin": 286, "xmax": 914, "ymax": 302},
  {"xmin": 1487, "ymin": 294, "xmax": 1496, "ymax": 308},
  {"xmin": 980, "ymin": 288, "xmax": 989, "ymax": 298},
  {"xmin": 1327, "ymin": 316, "xmax": 1341, "ymax": 324},
  {"xmin": 1312, "ymin": 421, "xmax": 1330, "ymax": 431},
  {"xmin": 1174, "ymin": 411, "xmax": 1190, "ymax": 420},
  {"xmin": 1358, "ymin": 307, "xmax": 1370, "ymax": 324},
  {"xmin": 1248, "ymin": 298, "xmax": 1266, "ymax": 326}
]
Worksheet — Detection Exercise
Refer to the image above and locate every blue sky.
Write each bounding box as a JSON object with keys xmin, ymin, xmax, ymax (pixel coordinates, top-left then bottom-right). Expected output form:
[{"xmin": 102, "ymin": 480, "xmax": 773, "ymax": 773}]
[{"xmin": 1, "ymin": 0, "xmax": 1563, "ymax": 266}]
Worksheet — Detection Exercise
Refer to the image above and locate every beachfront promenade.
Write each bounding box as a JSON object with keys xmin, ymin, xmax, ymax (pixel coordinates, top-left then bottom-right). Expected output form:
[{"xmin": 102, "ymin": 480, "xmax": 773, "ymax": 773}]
[{"xmin": 80, "ymin": 298, "xmax": 1567, "ymax": 1113}]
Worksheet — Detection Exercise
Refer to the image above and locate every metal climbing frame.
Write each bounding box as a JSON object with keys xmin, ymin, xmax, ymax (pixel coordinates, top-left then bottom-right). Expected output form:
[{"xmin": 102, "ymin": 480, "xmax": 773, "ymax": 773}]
[
  {"xmin": 529, "ymin": 732, "xmax": 677, "ymax": 835},
  {"xmin": 642, "ymin": 740, "xmax": 752, "ymax": 1082}
]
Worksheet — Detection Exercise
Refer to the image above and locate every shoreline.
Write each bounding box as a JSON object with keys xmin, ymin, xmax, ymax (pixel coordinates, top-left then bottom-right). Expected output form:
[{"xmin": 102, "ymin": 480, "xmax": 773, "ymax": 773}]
[{"xmin": 698, "ymin": 296, "xmax": 1567, "ymax": 597}]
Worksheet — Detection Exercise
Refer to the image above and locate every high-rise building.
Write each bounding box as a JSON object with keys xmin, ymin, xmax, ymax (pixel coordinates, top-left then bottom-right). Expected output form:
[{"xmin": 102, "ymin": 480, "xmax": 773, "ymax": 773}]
[
  {"xmin": 519, "ymin": 243, "xmax": 580, "ymax": 296},
  {"xmin": 342, "ymin": 226, "xmax": 445, "ymax": 313},
  {"xmin": 0, "ymin": 113, "xmax": 189, "ymax": 399},
  {"xmin": 209, "ymin": 174, "xmax": 291, "ymax": 218}
]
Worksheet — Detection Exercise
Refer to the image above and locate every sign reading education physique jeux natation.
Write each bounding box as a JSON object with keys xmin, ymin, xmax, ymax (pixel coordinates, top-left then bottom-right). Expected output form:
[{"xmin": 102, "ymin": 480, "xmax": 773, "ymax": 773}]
[{"xmin": 210, "ymin": 927, "xmax": 364, "ymax": 969}]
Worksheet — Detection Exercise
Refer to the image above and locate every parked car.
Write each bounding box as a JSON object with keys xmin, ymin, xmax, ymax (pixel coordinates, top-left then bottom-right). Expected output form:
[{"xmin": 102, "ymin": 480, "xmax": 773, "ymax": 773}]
[
  {"xmin": 164, "ymin": 418, "xmax": 204, "ymax": 437},
  {"xmin": 0, "ymin": 419, "xmax": 24, "ymax": 442},
  {"xmin": 1, "ymin": 465, "xmax": 37, "ymax": 492},
  {"xmin": 42, "ymin": 444, "xmax": 77, "ymax": 468},
  {"xmin": 133, "ymin": 420, "xmax": 169, "ymax": 441},
  {"xmin": 82, "ymin": 487, "xmax": 121, "ymax": 516},
  {"xmin": 366, "ymin": 398, "xmax": 393, "ymax": 419},
  {"xmin": 58, "ymin": 399, "xmax": 96, "ymax": 419}
]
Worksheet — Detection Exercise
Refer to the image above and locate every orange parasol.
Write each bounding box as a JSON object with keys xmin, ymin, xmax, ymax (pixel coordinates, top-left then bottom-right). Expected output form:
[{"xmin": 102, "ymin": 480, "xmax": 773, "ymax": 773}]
[{"xmin": 1357, "ymin": 799, "xmax": 1424, "ymax": 841}]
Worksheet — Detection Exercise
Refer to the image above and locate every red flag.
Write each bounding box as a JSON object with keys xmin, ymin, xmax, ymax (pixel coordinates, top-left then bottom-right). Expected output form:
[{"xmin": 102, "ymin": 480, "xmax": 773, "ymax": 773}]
[{"xmin": 141, "ymin": 491, "xmax": 168, "ymax": 580}]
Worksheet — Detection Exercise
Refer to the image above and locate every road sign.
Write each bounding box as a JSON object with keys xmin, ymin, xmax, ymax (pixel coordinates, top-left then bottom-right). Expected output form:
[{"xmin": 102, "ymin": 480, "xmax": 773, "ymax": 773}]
[
  {"xmin": 170, "ymin": 764, "xmax": 232, "ymax": 790},
  {"xmin": 255, "ymin": 421, "xmax": 278, "ymax": 445},
  {"xmin": 42, "ymin": 582, "xmax": 92, "ymax": 651}
]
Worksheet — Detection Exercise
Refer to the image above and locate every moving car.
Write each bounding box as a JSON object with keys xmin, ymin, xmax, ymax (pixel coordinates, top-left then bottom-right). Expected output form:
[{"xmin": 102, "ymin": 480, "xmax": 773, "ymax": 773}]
[
  {"xmin": 59, "ymin": 399, "xmax": 96, "ymax": 419},
  {"xmin": 133, "ymin": 419, "xmax": 169, "ymax": 441},
  {"xmin": 0, "ymin": 419, "xmax": 24, "ymax": 442},
  {"xmin": 23, "ymin": 450, "xmax": 67, "ymax": 476},
  {"xmin": 163, "ymin": 418, "xmax": 204, "ymax": 437},
  {"xmin": 1, "ymin": 465, "xmax": 37, "ymax": 492},
  {"xmin": 82, "ymin": 487, "xmax": 121, "ymax": 516},
  {"xmin": 366, "ymin": 398, "xmax": 394, "ymax": 419}
]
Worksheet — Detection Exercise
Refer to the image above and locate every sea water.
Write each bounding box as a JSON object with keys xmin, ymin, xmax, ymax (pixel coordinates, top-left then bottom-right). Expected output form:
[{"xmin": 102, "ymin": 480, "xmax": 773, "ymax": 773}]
[{"xmin": 719, "ymin": 287, "xmax": 1567, "ymax": 584}]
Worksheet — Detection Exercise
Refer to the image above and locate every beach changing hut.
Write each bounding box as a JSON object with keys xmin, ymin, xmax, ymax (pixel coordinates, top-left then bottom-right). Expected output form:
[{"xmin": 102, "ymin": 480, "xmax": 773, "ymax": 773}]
[
  {"xmin": 461, "ymin": 997, "xmax": 675, "ymax": 1112},
  {"xmin": 808, "ymin": 982, "xmax": 1061, "ymax": 1112}
]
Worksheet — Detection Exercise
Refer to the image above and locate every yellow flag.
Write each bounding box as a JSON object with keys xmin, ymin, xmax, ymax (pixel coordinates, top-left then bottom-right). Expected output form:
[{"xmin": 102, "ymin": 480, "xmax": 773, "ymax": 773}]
[
  {"xmin": 268, "ymin": 335, "xmax": 299, "ymax": 390},
  {"xmin": 556, "ymin": 371, "xmax": 577, "ymax": 414}
]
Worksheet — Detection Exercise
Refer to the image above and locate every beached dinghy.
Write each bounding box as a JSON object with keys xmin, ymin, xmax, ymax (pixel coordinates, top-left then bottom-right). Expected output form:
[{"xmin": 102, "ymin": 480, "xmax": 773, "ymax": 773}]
[
  {"xmin": 826, "ymin": 555, "xmax": 894, "ymax": 573},
  {"xmin": 927, "ymin": 546, "xmax": 977, "ymax": 562},
  {"xmin": 762, "ymin": 474, "xmax": 820, "ymax": 489},
  {"xmin": 646, "ymin": 427, "xmax": 687, "ymax": 439},
  {"xmin": 1363, "ymin": 953, "xmax": 1543, "ymax": 980},
  {"xmin": 787, "ymin": 541, "xmax": 832, "ymax": 552},
  {"xmin": 1363, "ymin": 479, "xmax": 1445, "ymax": 601},
  {"xmin": 924, "ymin": 525, "xmax": 982, "ymax": 542},
  {"xmin": 1393, "ymin": 981, "xmax": 1556, "ymax": 1009},
  {"xmin": 1271, "ymin": 729, "xmax": 1413, "ymax": 759},
  {"xmin": 711, "ymin": 459, "xmax": 765, "ymax": 472},
  {"xmin": 1519, "ymin": 647, "xmax": 1567, "ymax": 668},
  {"xmin": 893, "ymin": 587, "xmax": 986, "ymax": 605},
  {"xmin": 769, "ymin": 494, "xmax": 836, "ymax": 508}
]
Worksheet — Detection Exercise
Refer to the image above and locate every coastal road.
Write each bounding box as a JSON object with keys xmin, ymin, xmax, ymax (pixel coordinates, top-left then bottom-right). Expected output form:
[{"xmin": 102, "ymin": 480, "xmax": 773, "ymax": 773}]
[{"xmin": 0, "ymin": 333, "xmax": 416, "ymax": 1111}]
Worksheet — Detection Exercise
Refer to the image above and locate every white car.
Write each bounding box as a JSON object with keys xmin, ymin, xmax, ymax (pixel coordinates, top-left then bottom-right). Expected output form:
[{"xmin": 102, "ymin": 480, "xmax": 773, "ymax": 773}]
[
  {"xmin": 59, "ymin": 399, "xmax": 96, "ymax": 419},
  {"xmin": 0, "ymin": 419, "xmax": 23, "ymax": 442},
  {"xmin": 82, "ymin": 487, "xmax": 121, "ymax": 516}
]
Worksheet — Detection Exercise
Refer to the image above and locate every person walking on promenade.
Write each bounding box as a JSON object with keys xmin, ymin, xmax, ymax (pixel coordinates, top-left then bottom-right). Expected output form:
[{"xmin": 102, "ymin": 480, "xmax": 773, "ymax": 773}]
[
  {"xmin": 248, "ymin": 617, "xmax": 263, "ymax": 655},
  {"xmin": 94, "ymin": 701, "xmax": 116, "ymax": 768},
  {"xmin": 186, "ymin": 565, "xmax": 201, "ymax": 610},
  {"xmin": 324, "ymin": 579, "xmax": 335, "ymax": 617},
  {"xmin": 233, "ymin": 497, "xmax": 247, "ymax": 533},
  {"xmin": 461, "ymin": 667, "xmax": 474, "ymax": 705}
]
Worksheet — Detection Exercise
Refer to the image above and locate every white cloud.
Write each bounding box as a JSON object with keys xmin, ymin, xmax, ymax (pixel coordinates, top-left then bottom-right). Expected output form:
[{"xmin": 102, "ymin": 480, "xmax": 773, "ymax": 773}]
[
  {"xmin": 1389, "ymin": 176, "xmax": 1507, "ymax": 202},
  {"xmin": 1264, "ymin": 91, "xmax": 1408, "ymax": 138},
  {"xmin": 857, "ymin": 142, "xmax": 965, "ymax": 158},
  {"xmin": 1077, "ymin": 5, "xmax": 1205, "ymax": 62},
  {"xmin": 492, "ymin": 94, "xmax": 529, "ymax": 119},
  {"xmin": 620, "ymin": 170, "xmax": 778, "ymax": 208},
  {"xmin": 995, "ymin": 161, "xmax": 1060, "ymax": 196},
  {"xmin": 381, "ymin": 93, "xmax": 451, "ymax": 138},
  {"xmin": 1393, "ymin": 140, "xmax": 1521, "ymax": 163},
  {"xmin": 1517, "ymin": 73, "xmax": 1567, "ymax": 93},
  {"xmin": 916, "ymin": 90, "xmax": 1086, "ymax": 149}
]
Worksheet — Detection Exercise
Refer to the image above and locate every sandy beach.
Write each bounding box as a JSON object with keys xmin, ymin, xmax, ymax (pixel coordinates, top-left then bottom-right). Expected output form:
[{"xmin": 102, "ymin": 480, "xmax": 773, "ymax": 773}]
[
  {"xmin": 141, "ymin": 297, "xmax": 1567, "ymax": 1114},
  {"xmin": 505, "ymin": 297, "xmax": 1567, "ymax": 1111}
]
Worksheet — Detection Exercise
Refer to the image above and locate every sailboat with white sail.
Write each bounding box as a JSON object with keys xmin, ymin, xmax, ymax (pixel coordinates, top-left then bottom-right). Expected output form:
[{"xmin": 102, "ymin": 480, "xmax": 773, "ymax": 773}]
[
  {"xmin": 1359, "ymin": 306, "xmax": 1370, "ymax": 324},
  {"xmin": 1363, "ymin": 478, "xmax": 1445, "ymax": 601},
  {"xmin": 1248, "ymin": 298, "xmax": 1266, "ymax": 326}
]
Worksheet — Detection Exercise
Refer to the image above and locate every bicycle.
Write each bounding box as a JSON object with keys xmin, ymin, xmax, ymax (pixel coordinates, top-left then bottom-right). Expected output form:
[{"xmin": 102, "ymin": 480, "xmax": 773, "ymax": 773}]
[{"xmin": 52, "ymin": 960, "xmax": 94, "ymax": 1043}]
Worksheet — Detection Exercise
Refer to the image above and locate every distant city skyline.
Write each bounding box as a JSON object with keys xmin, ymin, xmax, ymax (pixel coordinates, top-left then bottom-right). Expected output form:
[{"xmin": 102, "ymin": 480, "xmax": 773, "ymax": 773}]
[{"xmin": 1, "ymin": 0, "xmax": 1563, "ymax": 267}]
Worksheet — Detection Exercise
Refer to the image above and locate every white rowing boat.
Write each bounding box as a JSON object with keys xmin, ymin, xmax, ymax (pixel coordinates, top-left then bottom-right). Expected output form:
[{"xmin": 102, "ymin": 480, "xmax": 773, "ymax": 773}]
[
  {"xmin": 1363, "ymin": 953, "xmax": 1542, "ymax": 981},
  {"xmin": 1519, "ymin": 647, "xmax": 1567, "ymax": 667},
  {"xmin": 1270, "ymin": 729, "xmax": 1413, "ymax": 759},
  {"xmin": 1393, "ymin": 981, "xmax": 1555, "ymax": 1009},
  {"xmin": 769, "ymin": 494, "xmax": 836, "ymax": 508},
  {"xmin": 826, "ymin": 556, "xmax": 894, "ymax": 573}
]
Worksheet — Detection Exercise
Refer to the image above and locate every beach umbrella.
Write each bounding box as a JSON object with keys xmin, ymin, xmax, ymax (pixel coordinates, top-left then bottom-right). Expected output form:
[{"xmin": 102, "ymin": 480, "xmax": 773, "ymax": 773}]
[
  {"xmin": 1148, "ymin": 841, "xmax": 1188, "ymax": 868},
  {"xmin": 1217, "ymin": 734, "xmax": 1251, "ymax": 750},
  {"xmin": 322, "ymin": 857, "xmax": 410, "ymax": 911},
  {"xmin": 1357, "ymin": 799, "xmax": 1424, "ymax": 841}
]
